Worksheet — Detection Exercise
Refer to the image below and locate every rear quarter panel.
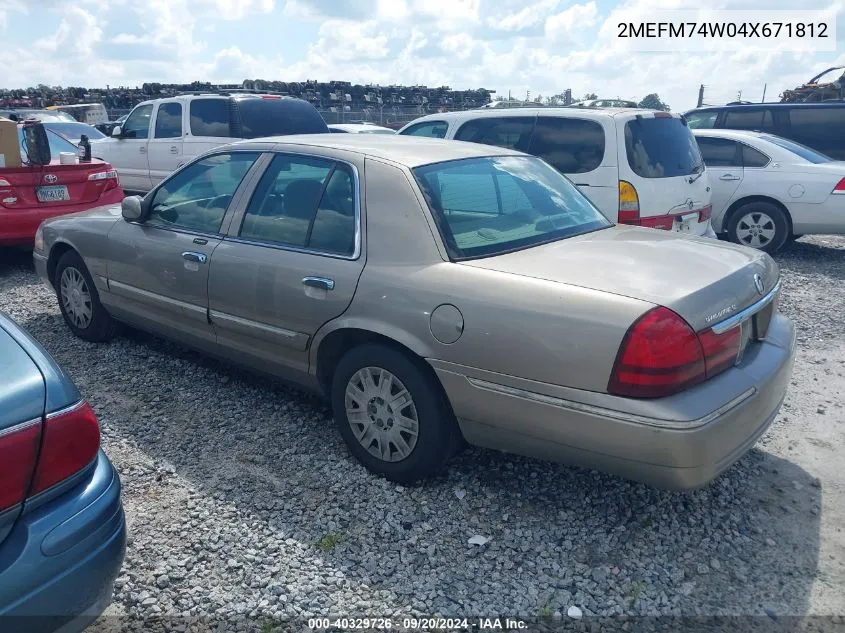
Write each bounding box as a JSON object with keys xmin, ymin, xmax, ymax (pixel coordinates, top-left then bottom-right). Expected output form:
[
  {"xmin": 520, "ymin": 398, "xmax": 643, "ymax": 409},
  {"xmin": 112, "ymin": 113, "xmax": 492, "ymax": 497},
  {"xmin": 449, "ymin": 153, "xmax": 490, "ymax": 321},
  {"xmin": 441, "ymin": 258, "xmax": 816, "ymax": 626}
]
[{"xmin": 313, "ymin": 158, "xmax": 652, "ymax": 393}]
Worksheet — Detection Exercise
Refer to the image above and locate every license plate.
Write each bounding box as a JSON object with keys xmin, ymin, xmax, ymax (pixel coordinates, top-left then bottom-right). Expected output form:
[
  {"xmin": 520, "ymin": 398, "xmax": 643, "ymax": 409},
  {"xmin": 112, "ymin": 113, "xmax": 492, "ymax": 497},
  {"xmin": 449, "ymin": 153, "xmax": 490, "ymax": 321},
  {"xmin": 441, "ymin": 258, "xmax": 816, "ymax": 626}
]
[{"xmin": 36, "ymin": 185, "xmax": 70, "ymax": 202}]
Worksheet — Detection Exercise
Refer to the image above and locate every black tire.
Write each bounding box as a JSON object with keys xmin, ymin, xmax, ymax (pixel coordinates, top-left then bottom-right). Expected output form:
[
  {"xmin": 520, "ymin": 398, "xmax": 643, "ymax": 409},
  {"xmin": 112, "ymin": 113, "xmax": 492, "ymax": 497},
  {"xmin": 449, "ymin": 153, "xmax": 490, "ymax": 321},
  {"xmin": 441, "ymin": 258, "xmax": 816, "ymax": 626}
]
[
  {"xmin": 331, "ymin": 343, "xmax": 461, "ymax": 484},
  {"xmin": 55, "ymin": 250, "xmax": 118, "ymax": 342},
  {"xmin": 726, "ymin": 201, "xmax": 789, "ymax": 254}
]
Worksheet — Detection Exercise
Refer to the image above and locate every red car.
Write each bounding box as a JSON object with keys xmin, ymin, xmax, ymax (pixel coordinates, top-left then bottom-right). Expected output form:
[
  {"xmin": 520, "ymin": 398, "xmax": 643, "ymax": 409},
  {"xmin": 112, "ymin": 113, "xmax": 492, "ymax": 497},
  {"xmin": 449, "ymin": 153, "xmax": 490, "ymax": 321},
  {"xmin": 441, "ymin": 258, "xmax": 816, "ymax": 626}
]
[{"xmin": 0, "ymin": 125, "xmax": 123, "ymax": 247}]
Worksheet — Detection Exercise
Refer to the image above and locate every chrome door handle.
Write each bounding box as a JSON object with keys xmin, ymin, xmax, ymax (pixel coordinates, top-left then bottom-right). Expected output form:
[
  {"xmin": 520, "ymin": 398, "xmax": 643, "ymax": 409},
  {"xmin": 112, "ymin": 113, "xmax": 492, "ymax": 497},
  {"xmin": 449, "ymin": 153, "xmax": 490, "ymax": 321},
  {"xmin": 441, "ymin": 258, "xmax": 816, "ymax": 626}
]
[
  {"xmin": 719, "ymin": 174, "xmax": 740, "ymax": 181},
  {"xmin": 139, "ymin": 146, "xmax": 147, "ymax": 154},
  {"xmin": 170, "ymin": 147, "xmax": 179, "ymax": 154},
  {"xmin": 302, "ymin": 276, "xmax": 334, "ymax": 291},
  {"xmin": 181, "ymin": 251, "xmax": 208, "ymax": 264}
]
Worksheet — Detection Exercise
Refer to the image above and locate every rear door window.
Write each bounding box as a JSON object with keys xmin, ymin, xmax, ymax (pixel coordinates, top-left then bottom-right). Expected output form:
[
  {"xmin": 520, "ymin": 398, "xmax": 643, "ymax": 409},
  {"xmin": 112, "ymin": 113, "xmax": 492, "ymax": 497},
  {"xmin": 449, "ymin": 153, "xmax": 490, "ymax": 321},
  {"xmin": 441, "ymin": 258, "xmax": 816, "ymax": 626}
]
[
  {"xmin": 696, "ymin": 137, "xmax": 741, "ymax": 167},
  {"xmin": 454, "ymin": 117, "xmax": 535, "ymax": 152},
  {"xmin": 784, "ymin": 107, "xmax": 845, "ymax": 158},
  {"xmin": 740, "ymin": 144, "xmax": 770, "ymax": 167},
  {"xmin": 190, "ymin": 99, "xmax": 231, "ymax": 137},
  {"xmin": 400, "ymin": 121, "xmax": 449, "ymax": 138},
  {"xmin": 624, "ymin": 117, "xmax": 703, "ymax": 178},
  {"xmin": 527, "ymin": 117, "xmax": 605, "ymax": 174},
  {"xmin": 723, "ymin": 109, "xmax": 774, "ymax": 131}
]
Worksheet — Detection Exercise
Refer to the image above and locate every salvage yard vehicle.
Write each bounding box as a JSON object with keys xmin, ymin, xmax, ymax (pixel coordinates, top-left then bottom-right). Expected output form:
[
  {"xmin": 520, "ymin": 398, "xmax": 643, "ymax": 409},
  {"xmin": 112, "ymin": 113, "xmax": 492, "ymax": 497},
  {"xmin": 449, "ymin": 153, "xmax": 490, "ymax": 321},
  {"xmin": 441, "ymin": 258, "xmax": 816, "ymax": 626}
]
[
  {"xmin": 694, "ymin": 129, "xmax": 845, "ymax": 253},
  {"xmin": 92, "ymin": 92, "xmax": 329, "ymax": 192},
  {"xmin": 398, "ymin": 108, "xmax": 716, "ymax": 238},
  {"xmin": 0, "ymin": 123, "xmax": 123, "ymax": 247},
  {"xmin": 34, "ymin": 135, "xmax": 795, "ymax": 490},
  {"xmin": 684, "ymin": 102, "xmax": 845, "ymax": 161},
  {"xmin": 0, "ymin": 312, "xmax": 126, "ymax": 633}
]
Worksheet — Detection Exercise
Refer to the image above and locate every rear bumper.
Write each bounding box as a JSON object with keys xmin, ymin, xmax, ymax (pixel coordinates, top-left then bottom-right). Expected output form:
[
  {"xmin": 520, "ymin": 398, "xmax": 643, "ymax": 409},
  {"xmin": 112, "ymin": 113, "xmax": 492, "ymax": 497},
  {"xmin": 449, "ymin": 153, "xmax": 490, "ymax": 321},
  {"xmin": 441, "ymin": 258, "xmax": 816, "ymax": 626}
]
[
  {"xmin": 0, "ymin": 451, "xmax": 126, "ymax": 633},
  {"xmin": 0, "ymin": 191, "xmax": 123, "ymax": 246},
  {"xmin": 432, "ymin": 313, "xmax": 796, "ymax": 490}
]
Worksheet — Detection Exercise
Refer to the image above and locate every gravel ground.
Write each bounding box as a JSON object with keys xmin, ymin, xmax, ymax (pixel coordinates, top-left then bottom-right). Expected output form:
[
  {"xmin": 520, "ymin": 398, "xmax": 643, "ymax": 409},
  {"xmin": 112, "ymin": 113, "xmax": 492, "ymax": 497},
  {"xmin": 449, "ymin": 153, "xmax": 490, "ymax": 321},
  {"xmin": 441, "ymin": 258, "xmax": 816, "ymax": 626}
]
[{"xmin": 0, "ymin": 237, "xmax": 843, "ymax": 631}]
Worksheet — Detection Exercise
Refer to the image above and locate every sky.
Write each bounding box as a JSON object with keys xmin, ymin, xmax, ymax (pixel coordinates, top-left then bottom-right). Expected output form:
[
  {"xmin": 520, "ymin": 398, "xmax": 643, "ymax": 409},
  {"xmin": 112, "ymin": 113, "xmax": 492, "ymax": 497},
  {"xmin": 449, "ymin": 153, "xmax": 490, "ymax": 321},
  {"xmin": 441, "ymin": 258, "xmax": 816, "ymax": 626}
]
[{"xmin": 0, "ymin": 0, "xmax": 843, "ymax": 112}]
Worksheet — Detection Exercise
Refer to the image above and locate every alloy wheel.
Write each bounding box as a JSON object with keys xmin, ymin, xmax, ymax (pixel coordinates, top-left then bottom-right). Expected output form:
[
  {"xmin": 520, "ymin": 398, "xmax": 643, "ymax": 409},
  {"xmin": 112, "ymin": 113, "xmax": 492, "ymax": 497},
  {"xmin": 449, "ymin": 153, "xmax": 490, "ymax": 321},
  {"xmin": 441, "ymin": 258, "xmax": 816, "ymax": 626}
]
[
  {"xmin": 735, "ymin": 211, "xmax": 777, "ymax": 248},
  {"xmin": 60, "ymin": 267, "xmax": 93, "ymax": 329}
]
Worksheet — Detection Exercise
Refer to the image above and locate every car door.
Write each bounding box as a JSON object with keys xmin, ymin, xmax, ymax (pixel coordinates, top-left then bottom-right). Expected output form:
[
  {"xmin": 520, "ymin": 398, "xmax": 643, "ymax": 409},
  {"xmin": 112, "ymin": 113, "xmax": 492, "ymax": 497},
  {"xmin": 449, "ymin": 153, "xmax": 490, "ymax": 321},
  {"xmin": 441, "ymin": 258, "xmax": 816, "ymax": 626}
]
[
  {"xmin": 112, "ymin": 103, "xmax": 154, "ymax": 192},
  {"xmin": 696, "ymin": 136, "xmax": 744, "ymax": 231},
  {"xmin": 106, "ymin": 151, "xmax": 261, "ymax": 350},
  {"xmin": 207, "ymin": 152, "xmax": 365, "ymax": 379},
  {"xmin": 147, "ymin": 100, "xmax": 185, "ymax": 187},
  {"xmin": 526, "ymin": 115, "xmax": 617, "ymax": 216}
]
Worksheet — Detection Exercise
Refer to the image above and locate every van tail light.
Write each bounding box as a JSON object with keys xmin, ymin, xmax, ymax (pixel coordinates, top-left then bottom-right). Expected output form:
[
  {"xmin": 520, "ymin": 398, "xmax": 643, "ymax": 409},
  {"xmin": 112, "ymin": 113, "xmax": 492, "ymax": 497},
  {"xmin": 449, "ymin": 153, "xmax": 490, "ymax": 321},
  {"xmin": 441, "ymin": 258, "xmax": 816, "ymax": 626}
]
[
  {"xmin": 618, "ymin": 180, "xmax": 640, "ymax": 224},
  {"xmin": 698, "ymin": 204, "xmax": 712, "ymax": 223},
  {"xmin": 608, "ymin": 307, "xmax": 741, "ymax": 399},
  {"xmin": 88, "ymin": 169, "xmax": 119, "ymax": 192},
  {"xmin": 30, "ymin": 401, "xmax": 100, "ymax": 495},
  {"xmin": 0, "ymin": 421, "xmax": 41, "ymax": 513},
  {"xmin": 832, "ymin": 177, "xmax": 845, "ymax": 195}
]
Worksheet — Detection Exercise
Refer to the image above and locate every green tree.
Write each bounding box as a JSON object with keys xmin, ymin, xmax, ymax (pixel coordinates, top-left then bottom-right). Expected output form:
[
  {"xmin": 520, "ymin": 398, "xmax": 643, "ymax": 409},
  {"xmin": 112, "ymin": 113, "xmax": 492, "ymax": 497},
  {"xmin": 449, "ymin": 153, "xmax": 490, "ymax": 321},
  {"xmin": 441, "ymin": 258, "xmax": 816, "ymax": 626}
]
[
  {"xmin": 638, "ymin": 93, "xmax": 671, "ymax": 111},
  {"xmin": 583, "ymin": 92, "xmax": 598, "ymax": 100}
]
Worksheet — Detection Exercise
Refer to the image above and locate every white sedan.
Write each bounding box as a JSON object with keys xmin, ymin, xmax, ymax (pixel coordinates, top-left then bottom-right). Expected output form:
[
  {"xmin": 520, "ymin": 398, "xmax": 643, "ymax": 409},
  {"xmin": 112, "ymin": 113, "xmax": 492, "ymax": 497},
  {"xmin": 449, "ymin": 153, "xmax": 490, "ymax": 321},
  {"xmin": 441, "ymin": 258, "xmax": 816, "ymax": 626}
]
[{"xmin": 694, "ymin": 129, "xmax": 845, "ymax": 252}]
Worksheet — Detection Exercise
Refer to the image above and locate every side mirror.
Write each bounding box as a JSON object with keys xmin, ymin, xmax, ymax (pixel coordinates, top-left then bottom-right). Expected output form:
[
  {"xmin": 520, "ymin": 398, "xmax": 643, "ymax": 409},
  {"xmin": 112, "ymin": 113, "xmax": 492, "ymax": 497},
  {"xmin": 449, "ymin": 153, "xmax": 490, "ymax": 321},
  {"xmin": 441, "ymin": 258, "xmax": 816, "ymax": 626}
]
[
  {"xmin": 121, "ymin": 196, "xmax": 144, "ymax": 222},
  {"xmin": 111, "ymin": 126, "xmax": 122, "ymax": 137}
]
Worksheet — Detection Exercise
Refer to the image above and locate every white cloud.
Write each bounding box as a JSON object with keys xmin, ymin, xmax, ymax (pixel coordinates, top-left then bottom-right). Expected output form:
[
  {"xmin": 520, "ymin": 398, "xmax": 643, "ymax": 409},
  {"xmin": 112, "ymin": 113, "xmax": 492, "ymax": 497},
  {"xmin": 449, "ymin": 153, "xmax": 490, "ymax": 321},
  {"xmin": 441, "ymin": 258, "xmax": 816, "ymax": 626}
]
[
  {"xmin": 440, "ymin": 33, "xmax": 476, "ymax": 59},
  {"xmin": 545, "ymin": 2, "xmax": 599, "ymax": 39},
  {"xmin": 489, "ymin": 0, "xmax": 559, "ymax": 31}
]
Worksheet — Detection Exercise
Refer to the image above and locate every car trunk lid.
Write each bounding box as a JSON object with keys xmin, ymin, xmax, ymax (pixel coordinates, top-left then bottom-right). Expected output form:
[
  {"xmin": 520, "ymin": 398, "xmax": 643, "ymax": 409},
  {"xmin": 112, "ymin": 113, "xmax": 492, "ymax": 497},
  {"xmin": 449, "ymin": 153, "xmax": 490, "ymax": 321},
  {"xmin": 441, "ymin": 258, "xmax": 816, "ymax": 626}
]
[
  {"xmin": 0, "ymin": 159, "xmax": 118, "ymax": 209},
  {"xmin": 461, "ymin": 224, "xmax": 779, "ymax": 333}
]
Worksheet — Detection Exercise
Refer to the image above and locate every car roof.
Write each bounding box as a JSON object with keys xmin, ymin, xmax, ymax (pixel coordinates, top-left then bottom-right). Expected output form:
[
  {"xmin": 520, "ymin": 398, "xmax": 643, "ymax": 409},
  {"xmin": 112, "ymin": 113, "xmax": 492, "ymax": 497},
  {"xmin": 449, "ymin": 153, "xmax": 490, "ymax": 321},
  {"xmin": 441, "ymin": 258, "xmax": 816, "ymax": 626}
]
[
  {"xmin": 405, "ymin": 106, "xmax": 675, "ymax": 126},
  {"xmin": 231, "ymin": 133, "xmax": 525, "ymax": 167},
  {"xmin": 686, "ymin": 102, "xmax": 845, "ymax": 114},
  {"xmin": 693, "ymin": 129, "xmax": 768, "ymax": 140}
]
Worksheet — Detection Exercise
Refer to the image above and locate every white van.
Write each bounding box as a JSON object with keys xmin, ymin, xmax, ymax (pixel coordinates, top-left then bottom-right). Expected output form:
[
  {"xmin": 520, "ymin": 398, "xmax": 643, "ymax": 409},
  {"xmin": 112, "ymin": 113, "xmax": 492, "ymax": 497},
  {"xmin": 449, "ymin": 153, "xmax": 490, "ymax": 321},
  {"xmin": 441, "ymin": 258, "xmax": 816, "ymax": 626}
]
[{"xmin": 398, "ymin": 108, "xmax": 716, "ymax": 237}]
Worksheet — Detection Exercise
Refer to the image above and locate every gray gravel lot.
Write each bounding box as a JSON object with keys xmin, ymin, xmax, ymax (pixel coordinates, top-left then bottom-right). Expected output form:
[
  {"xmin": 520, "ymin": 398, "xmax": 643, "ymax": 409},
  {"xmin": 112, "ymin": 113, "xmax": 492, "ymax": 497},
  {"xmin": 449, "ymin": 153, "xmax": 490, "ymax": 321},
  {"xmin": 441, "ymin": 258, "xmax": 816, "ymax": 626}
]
[{"xmin": 0, "ymin": 237, "xmax": 843, "ymax": 629}]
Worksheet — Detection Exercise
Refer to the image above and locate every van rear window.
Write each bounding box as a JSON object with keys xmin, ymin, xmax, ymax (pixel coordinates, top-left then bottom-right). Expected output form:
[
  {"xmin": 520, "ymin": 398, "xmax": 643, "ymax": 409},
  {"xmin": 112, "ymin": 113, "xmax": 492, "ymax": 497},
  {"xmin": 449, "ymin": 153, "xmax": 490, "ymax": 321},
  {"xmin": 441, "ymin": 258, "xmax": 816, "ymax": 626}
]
[{"xmin": 624, "ymin": 117, "xmax": 703, "ymax": 178}]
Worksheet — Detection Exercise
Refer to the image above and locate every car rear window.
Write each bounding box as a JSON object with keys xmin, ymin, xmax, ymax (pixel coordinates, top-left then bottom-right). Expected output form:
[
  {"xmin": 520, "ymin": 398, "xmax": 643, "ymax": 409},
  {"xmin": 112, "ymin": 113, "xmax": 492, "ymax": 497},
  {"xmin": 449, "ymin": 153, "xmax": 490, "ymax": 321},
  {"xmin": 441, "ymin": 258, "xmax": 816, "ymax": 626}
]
[
  {"xmin": 413, "ymin": 156, "xmax": 610, "ymax": 260},
  {"xmin": 16, "ymin": 128, "xmax": 81, "ymax": 159},
  {"xmin": 624, "ymin": 117, "xmax": 703, "ymax": 178},
  {"xmin": 759, "ymin": 134, "xmax": 832, "ymax": 164},
  {"xmin": 43, "ymin": 122, "xmax": 106, "ymax": 140},
  {"xmin": 236, "ymin": 97, "xmax": 328, "ymax": 138}
]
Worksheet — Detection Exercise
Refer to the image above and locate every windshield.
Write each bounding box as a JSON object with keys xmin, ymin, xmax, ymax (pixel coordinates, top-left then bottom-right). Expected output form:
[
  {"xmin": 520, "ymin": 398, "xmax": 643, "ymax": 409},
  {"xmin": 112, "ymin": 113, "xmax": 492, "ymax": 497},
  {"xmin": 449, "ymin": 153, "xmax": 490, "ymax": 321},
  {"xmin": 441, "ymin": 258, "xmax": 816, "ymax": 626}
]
[
  {"xmin": 413, "ymin": 156, "xmax": 611, "ymax": 260},
  {"xmin": 43, "ymin": 122, "xmax": 106, "ymax": 140},
  {"xmin": 625, "ymin": 117, "xmax": 703, "ymax": 178},
  {"xmin": 760, "ymin": 134, "xmax": 832, "ymax": 164},
  {"xmin": 16, "ymin": 127, "xmax": 82, "ymax": 160}
]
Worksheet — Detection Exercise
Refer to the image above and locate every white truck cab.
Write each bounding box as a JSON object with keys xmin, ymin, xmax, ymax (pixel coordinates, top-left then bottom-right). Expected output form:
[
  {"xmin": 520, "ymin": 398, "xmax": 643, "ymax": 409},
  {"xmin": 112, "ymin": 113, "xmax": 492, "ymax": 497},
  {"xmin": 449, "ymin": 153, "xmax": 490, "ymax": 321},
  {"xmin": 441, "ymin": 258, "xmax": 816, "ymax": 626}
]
[{"xmin": 91, "ymin": 93, "xmax": 328, "ymax": 192}]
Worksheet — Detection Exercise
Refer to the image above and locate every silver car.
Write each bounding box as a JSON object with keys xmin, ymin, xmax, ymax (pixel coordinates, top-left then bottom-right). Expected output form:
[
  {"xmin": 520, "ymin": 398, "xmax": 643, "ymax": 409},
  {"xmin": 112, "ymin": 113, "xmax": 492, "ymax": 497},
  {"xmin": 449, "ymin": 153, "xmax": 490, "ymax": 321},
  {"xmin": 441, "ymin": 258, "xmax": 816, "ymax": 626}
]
[{"xmin": 33, "ymin": 135, "xmax": 796, "ymax": 489}]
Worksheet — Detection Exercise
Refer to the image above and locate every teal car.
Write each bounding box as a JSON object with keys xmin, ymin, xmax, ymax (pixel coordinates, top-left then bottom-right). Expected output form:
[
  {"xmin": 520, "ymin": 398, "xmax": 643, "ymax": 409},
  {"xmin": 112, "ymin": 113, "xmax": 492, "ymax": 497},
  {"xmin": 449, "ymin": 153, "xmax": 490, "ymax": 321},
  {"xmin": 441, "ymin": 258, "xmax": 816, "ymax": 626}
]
[{"xmin": 0, "ymin": 312, "xmax": 126, "ymax": 633}]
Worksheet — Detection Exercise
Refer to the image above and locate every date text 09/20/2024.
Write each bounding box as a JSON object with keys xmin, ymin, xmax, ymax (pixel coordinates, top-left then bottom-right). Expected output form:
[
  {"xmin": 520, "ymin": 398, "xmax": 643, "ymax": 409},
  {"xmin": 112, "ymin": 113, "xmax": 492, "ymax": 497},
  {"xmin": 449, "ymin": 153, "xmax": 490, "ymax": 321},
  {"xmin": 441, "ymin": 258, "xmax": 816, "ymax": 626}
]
[{"xmin": 308, "ymin": 617, "xmax": 529, "ymax": 630}]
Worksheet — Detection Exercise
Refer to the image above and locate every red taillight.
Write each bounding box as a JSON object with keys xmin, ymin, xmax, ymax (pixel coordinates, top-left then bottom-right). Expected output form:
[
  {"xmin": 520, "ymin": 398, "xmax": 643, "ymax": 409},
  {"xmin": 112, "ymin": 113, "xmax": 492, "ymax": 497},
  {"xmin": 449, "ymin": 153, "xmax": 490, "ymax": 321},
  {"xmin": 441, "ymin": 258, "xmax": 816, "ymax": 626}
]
[
  {"xmin": 618, "ymin": 180, "xmax": 640, "ymax": 225},
  {"xmin": 261, "ymin": 95, "xmax": 282, "ymax": 100},
  {"xmin": 698, "ymin": 325, "xmax": 742, "ymax": 377},
  {"xmin": 0, "ymin": 422, "xmax": 41, "ymax": 513},
  {"xmin": 653, "ymin": 112, "xmax": 673, "ymax": 118},
  {"xmin": 832, "ymin": 177, "xmax": 845, "ymax": 195},
  {"xmin": 698, "ymin": 204, "xmax": 712, "ymax": 222},
  {"xmin": 639, "ymin": 216, "xmax": 676, "ymax": 230},
  {"xmin": 609, "ymin": 307, "xmax": 741, "ymax": 399},
  {"xmin": 88, "ymin": 169, "xmax": 120, "ymax": 192},
  {"xmin": 30, "ymin": 401, "xmax": 100, "ymax": 495}
]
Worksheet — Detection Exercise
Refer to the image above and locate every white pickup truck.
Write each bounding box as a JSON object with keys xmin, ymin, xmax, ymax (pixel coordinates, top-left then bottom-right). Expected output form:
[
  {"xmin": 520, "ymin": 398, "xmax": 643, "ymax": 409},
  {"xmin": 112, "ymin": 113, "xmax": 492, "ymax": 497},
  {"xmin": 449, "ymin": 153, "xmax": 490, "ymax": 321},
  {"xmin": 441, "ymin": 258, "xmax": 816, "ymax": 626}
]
[{"xmin": 91, "ymin": 93, "xmax": 328, "ymax": 192}]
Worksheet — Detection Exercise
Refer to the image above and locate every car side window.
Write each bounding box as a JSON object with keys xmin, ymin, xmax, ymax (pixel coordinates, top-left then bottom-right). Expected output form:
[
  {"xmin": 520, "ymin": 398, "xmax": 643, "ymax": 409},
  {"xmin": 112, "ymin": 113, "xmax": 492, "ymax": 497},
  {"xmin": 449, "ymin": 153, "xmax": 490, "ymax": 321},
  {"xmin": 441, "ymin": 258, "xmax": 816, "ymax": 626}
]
[
  {"xmin": 400, "ymin": 121, "xmax": 448, "ymax": 138},
  {"xmin": 121, "ymin": 104, "xmax": 154, "ymax": 139},
  {"xmin": 741, "ymin": 144, "xmax": 770, "ymax": 168},
  {"xmin": 148, "ymin": 153, "xmax": 259, "ymax": 233},
  {"xmin": 527, "ymin": 117, "xmax": 605, "ymax": 174},
  {"xmin": 723, "ymin": 109, "xmax": 774, "ymax": 131},
  {"xmin": 685, "ymin": 112, "xmax": 718, "ymax": 129},
  {"xmin": 154, "ymin": 103, "xmax": 182, "ymax": 139},
  {"xmin": 696, "ymin": 137, "xmax": 741, "ymax": 167},
  {"xmin": 454, "ymin": 117, "xmax": 535, "ymax": 152},
  {"xmin": 190, "ymin": 99, "xmax": 231, "ymax": 137},
  {"xmin": 240, "ymin": 155, "xmax": 357, "ymax": 256}
]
